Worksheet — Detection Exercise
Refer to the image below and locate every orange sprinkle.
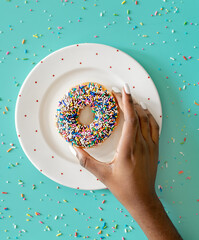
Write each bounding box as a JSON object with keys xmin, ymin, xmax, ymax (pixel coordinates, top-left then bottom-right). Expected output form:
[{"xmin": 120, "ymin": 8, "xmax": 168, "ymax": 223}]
[
  {"xmin": 22, "ymin": 39, "xmax": 25, "ymax": 44},
  {"xmin": 5, "ymin": 106, "xmax": 8, "ymax": 111},
  {"xmin": 7, "ymin": 148, "xmax": 13, "ymax": 153},
  {"xmin": 194, "ymin": 100, "xmax": 199, "ymax": 106},
  {"xmin": 74, "ymin": 208, "xmax": 78, "ymax": 212}
]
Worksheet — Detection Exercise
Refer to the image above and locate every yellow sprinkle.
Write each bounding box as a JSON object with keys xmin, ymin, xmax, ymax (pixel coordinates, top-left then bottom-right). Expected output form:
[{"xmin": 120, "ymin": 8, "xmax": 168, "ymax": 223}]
[
  {"xmin": 33, "ymin": 34, "xmax": 38, "ymax": 38},
  {"xmin": 22, "ymin": 39, "xmax": 25, "ymax": 44},
  {"xmin": 122, "ymin": 0, "xmax": 126, "ymax": 4},
  {"xmin": 56, "ymin": 233, "xmax": 62, "ymax": 237},
  {"xmin": 157, "ymin": 32, "xmax": 160, "ymax": 34},
  {"xmin": 26, "ymin": 219, "xmax": 30, "ymax": 221},
  {"xmin": 26, "ymin": 214, "xmax": 31, "ymax": 217},
  {"xmin": 140, "ymin": 22, "xmax": 143, "ymax": 26},
  {"xmin": 5, "ymin": 106, "xmax": 8, "ymax": 111},
  {"xmin": 63, "ymin": 199, "xmax": 67, "ymax": 202},
  {"xmin": 106, "ymin": 234, "xmax": 110, "ymax": 236},
  {"xmin": 95, "ymin": 226, "xmax": 99, "ymax": 229},
  {"xmin": 142, "ymin": 35, "xmax": 148, "ymax": 37}
]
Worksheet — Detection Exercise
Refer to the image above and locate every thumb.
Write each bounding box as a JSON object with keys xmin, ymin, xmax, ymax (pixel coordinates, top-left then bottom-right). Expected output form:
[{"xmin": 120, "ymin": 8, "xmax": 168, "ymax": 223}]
[{"xmin": 69, "ymin": 145, "xmax": 111, "ymax": 183}]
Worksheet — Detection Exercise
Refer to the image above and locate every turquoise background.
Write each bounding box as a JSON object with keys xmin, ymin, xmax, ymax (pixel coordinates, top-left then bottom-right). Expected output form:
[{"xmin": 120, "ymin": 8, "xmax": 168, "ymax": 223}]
[{"xmin": 0, "ymin": 0, "xmax": 199, "ymax": 239}]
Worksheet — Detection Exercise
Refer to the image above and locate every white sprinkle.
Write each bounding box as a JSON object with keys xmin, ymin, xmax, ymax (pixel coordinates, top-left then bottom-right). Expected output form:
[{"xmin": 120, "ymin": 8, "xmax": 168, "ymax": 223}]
[{"xmin": 170, "ymin": 57, "xmax": 175, "ymax": 60}]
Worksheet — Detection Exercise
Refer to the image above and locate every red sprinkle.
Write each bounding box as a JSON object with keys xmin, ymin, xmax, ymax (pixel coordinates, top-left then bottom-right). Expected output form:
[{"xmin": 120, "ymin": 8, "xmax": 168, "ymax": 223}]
[
  {"xmin": 183, "ymin": 56, "xmax": 187, "ymax": 60},
  {"xmin": 2, "ymin": 192, "xmax": 8, "ymax": 194},
  {"xmin": 178, "ymin": 170, "xmax": 184, "ymax": 174}
]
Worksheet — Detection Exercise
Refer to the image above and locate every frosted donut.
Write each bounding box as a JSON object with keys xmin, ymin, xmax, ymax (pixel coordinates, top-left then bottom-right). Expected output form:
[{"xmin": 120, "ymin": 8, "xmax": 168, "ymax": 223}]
[{"xmin": 56, "ymin": 82, "xmax": 119, "ymax": 148}]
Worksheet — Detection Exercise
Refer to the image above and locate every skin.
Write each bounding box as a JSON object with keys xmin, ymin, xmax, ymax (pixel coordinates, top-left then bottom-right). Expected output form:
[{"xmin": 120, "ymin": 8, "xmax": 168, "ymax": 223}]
[{"xmin": 72, "ymin": 86, "xmax": 182, "ymax": 240}]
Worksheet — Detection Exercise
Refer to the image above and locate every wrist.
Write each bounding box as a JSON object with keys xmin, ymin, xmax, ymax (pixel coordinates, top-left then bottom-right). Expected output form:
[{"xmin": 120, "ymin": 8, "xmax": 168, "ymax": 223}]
[
  {"xmin": 126, "ymin": 195, "xmax": 182, "ymax": 240},
  {"xmin": 125, "ymin": 192, "xmax": 161, "ymax": 218}
]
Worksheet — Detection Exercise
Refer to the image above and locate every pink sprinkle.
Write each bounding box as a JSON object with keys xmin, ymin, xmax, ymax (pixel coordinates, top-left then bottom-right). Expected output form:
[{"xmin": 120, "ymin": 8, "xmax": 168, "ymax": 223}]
[
  {"xmin": 57, "ymin": 27, "xmax": 63, "ymax": 29},
  {"xmin": 128, "ymin": 17, "xmax": 130, "ymax": 21},
  {"xmin": 30, "ymin": 9, "xmax": 32, "ymax": 11},
  {"xmin": 98, "ymin": 207, "xmax": 103, "ymax": 210},
  {"xmin": 155, "ymin": 11, "xmax": 158, "ymax": 15},
  {"xmin": 6, "ymin": 51, "xmax": 10, "ymax": 55},
  {"xmin": 39, "ymin": 221, "xmax": 43, "ymax": 224},
  {"xmin": 102, "ymin": 200, "xmax": 105, "ymax": 204},
  {"xmin": 94, "ymin": 35, "xmax": 98, "ymax": 38},
  {"xmin": 188, "ymin": 56, "xmax": 192, "ymax": 59}
]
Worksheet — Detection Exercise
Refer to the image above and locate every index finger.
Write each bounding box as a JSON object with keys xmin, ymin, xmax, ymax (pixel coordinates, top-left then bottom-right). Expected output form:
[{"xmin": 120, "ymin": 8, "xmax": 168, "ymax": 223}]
[{"xmin": 116, "ymin": 83, "xmax": 139, "ymax": 155}]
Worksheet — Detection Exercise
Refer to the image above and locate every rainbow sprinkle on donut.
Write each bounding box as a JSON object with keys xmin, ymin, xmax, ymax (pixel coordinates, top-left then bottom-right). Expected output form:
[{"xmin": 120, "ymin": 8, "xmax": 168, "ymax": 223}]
[{"xmin": 56, "ymin": 82, "xmax": 119, "ymax": 148}]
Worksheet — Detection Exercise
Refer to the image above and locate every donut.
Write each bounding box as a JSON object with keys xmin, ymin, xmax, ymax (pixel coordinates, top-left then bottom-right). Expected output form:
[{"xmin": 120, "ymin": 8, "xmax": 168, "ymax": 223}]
[{"xmin": 56, "ymin": 82, "xmax": 119, "ymax": 148}]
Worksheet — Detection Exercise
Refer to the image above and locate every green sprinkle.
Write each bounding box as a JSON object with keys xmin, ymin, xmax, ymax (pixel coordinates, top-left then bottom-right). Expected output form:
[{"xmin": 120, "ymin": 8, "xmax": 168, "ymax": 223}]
[
  {"xmin": 127, "ymin": 10, "xmax": 130, "ymax": 14},
  {"xmin": 22, "ymin": 58, "xmax": 29, "ymax": 60},
  {"xmin": 113, "ymin": 13, "xmax": 119, "ymax": 16}
]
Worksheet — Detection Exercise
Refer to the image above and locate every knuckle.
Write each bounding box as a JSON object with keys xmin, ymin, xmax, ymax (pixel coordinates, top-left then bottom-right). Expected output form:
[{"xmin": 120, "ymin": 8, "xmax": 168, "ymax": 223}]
[
  {"xmin": 154, "ymin": 122, "xmax": 159, "ymax": 131},
  {"xmin": 142, "ymin": 116, "xmax": 149, "ymax": 124},
  {"xmin": 127, "ymin": 96, "xmax": 133, "ymax": 105},
  {"xmin": 126, "ymin": 116, "xmax": 138, "ymax": 127},
  {"xmin": 79, "ymin": 155, "xmax": 88, "ymax": 168}
]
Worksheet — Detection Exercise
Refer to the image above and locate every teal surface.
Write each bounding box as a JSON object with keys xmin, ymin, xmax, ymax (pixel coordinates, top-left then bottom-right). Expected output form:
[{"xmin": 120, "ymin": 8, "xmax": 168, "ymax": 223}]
[{"xmin": 0, "ymin": 0, "xmax": 199, "ymax": 239}]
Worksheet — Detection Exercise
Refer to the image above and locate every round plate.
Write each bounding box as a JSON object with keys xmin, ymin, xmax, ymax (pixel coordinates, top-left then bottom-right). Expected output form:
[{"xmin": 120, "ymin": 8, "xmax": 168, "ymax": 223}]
[{"xmin": 15, "ymin": 43, "xmax": 162, "ymax": 190}]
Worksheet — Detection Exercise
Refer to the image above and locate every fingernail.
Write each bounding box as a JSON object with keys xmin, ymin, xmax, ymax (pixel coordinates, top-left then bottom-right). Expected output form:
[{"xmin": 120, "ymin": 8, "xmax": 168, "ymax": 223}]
[
  {"xmin": 112, "ymin": 87, "xmax": 121, "ymax": 93},
  {"xmin": 124, "ymin": 83, "xmax": 131, "ymax": 94},
  {"xmin": 69, "ymin": 145, "xmax": 77, "ymax": 157},
  {"xmin": 140, "ymin": 102, "xmax": 147, "ymax": 110}
]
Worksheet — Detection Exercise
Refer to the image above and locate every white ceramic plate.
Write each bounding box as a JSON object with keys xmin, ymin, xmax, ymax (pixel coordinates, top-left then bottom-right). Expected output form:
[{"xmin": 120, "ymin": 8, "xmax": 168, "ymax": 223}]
[{"xmin": 15, "ymin": 43, "xmax": 162, "ymax": 190}]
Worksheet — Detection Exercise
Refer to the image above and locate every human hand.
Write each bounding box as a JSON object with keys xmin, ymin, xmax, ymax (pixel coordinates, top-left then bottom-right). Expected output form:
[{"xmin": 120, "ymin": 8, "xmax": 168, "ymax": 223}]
[
  {"xmin": 70, "ymin": 83, "xmax": 182, "ymax": 240},
  {"xmin": 71, "ymin": 83, "xmax": 160, "ymax": 213}
]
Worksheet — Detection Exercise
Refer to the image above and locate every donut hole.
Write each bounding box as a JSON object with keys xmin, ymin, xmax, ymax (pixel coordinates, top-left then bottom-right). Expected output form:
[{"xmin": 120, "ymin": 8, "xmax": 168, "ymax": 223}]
[{"xmin": 78, "ymin": 106, "xmax": 95, "ymax": 126}]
